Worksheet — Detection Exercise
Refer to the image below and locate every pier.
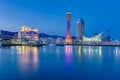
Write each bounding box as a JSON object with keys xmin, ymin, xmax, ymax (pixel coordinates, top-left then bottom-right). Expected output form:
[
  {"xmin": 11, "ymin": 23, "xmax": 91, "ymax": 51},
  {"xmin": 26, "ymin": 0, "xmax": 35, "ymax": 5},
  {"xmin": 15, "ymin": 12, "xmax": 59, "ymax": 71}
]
[{"xmin": 1, "ymin": 41, "xmax": 120, "ymax": 47}]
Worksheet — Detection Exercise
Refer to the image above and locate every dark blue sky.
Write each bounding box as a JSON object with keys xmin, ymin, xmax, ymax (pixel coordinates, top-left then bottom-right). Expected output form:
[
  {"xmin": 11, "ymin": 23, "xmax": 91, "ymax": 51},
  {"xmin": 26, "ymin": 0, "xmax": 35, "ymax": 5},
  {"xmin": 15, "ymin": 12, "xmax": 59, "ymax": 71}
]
[{"xmin": 0, "ymin": 0, "xmax": 120, "ymax": 39}]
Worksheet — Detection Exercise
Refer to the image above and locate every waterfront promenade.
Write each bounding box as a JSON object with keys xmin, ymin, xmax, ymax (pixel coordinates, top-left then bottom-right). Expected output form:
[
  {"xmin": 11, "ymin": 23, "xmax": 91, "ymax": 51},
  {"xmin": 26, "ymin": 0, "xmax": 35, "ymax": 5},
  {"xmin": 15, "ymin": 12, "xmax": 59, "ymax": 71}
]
[
  {"xmin": 72, "ymin": 42, "xmax": 120, "ymax": 46},
  {"xmin": 1, "ymin": 41, "xmax": 120, "ymax": 47}
]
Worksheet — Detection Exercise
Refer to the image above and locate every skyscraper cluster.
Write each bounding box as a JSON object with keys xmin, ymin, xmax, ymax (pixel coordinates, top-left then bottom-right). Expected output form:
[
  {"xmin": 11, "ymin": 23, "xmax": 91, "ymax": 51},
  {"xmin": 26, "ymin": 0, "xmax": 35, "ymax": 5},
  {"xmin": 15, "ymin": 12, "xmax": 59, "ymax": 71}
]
[
  {"xmin": 65, "ymin": 12, "xmax": 85, "ymax": 43},
  {"xmin": 65, "ymin": 12, "xmax": 103, "ymax": 43}
]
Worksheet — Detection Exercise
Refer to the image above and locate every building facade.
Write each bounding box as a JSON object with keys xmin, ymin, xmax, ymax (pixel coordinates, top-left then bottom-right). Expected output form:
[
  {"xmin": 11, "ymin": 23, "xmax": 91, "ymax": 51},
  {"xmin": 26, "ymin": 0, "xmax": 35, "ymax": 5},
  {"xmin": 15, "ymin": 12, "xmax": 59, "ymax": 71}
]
[
  {"xmin": 18, "ymin": 26, "xmax": 39, "ymax": 41},
  {"xmin": 76, "ymin": 19, "xmax": 84, "ymax": 41}
]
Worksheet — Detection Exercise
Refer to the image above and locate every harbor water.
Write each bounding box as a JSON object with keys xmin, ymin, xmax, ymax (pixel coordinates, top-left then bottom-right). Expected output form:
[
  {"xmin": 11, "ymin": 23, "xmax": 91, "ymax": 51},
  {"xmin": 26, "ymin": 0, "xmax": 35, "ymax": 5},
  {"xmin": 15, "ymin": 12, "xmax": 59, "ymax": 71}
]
[{"xmin": 0, "ymin": 46, "xmax": 120, "ymax": 80}]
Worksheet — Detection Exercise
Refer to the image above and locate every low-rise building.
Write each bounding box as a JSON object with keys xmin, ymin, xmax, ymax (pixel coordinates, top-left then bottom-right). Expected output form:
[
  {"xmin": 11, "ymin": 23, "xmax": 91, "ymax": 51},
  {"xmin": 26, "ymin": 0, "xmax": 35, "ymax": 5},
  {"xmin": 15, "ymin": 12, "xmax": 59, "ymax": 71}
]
[{"xmin": 18, "ymin": 26, "xmax": 39, "ymax": 41}]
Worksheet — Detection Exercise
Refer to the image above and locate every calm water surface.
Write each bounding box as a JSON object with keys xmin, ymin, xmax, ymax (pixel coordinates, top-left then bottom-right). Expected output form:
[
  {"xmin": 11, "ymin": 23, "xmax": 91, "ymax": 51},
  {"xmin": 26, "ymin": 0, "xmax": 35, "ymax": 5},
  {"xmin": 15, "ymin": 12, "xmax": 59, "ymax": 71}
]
[{"xmin": 0, "ymin": 46, "xmax": 120, "ymax": 80}]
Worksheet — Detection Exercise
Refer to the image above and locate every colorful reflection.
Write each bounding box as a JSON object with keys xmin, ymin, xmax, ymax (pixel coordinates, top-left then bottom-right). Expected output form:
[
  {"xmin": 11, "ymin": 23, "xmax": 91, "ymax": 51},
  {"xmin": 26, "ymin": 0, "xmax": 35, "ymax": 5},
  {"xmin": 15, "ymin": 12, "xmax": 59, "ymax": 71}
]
[
  {"xmin": 65, "ymin": 45, "xmax": 72, "ymax": 65},
  {"xmin": 15, "ymin": 46, "xmax": 39, "ymax": 74},
  {"xmin": 65, "ymin": 46, "xmax": 72, "ymax": 56},
  {"xmin": 31, "ymin": 47, "xmax": 39, "ymax": 68}
]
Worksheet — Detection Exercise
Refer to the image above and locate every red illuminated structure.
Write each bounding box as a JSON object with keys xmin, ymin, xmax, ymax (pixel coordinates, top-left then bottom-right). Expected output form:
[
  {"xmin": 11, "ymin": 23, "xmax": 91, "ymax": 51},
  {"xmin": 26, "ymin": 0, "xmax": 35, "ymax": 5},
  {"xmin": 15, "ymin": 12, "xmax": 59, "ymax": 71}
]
[{"xmin": 65, "ymin": 12, "xmax": 72, "ymax": 44}]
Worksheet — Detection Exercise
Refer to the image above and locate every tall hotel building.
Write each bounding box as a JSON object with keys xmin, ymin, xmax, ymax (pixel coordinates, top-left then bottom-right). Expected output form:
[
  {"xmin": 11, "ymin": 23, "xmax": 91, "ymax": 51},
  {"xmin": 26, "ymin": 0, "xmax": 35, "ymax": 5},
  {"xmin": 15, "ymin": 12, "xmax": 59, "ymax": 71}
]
[
  {"xmin": 18, "ymin": 26, "xmax": 39, "ymax": 41},
  {"xmin": 76, "ymin": 19, "xmax": 84, "ymax": 41}
]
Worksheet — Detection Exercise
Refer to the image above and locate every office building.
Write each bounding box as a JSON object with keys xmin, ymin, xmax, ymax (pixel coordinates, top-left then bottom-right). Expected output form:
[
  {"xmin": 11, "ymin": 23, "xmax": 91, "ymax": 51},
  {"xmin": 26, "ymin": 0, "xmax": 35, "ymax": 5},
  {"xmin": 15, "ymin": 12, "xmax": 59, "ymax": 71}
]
[{"xmin": 76, "ymin": 19, "xmax": 84, "ymax": 41}]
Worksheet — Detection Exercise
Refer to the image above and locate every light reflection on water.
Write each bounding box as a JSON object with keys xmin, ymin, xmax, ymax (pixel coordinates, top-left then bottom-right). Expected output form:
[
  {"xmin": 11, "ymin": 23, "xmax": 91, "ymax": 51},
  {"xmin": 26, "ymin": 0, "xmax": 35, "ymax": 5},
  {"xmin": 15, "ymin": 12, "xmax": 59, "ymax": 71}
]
[
  {"xmin": 65, "ymin": 46, "xmax": 72, "ymax": 65},
  {"xmin": 10, "ymin": 46, "xmax": 39, "ymax": 75},
  {"xmin": 0, "ymin": 46, "xmax": 120, "ymax": 79},
  {"xmin": 77, "ymin": 46, "xmax": 102, "ymax": 56},
  {"xmin": 115, "ymin": 47, "xmax": 120, "ymax": 56},
  {"xmin": 1, "ymin": 46, "xmax": 120, "ymax": 64}
]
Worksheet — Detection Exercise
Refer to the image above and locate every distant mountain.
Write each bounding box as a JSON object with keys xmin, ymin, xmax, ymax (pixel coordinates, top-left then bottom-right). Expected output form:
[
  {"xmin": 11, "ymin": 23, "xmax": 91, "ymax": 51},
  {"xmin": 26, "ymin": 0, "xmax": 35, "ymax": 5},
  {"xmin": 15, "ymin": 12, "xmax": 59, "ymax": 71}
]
[
  {"xmin": 0, "ymin": 30, "xmax": 17, "ymax": 36},
  {"xmin": 39, "ymin": 33, "xmax": 76, "ymax": 39},
  {"xmin": 0, "ymin": 30, "xmax": 76, "ymax": 39},
  {"xmin": 0, "ymin": 30, "xmax": 65, "ymax": 39},
  {"xmin": 39, "ymin": 33, "xmax": 65, "ymax": 39}
]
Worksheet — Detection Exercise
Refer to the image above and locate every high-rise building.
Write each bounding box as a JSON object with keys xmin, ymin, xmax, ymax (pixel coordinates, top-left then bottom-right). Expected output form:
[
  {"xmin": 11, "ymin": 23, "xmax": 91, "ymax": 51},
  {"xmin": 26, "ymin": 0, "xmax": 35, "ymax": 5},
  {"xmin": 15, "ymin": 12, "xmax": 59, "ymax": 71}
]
[
  {"xmin": 76, "ymin": 19, "xmax": 84, "ymax": 41},
  {"xmin": 65, "ymin": 12, "xmax": 72, "ymax": 43}
]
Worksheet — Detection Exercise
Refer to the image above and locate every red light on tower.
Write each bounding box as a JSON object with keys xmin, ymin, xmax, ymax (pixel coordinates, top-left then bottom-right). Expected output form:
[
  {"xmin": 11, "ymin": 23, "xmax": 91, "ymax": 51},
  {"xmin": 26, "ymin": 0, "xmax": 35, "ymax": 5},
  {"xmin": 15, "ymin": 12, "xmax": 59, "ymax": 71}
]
[
  {"xmin": 66, "ymin": 12, "xmax": 71, "ymax": 21},
  {"xmin": 65, "ymin": 12, "xmax": 72, "ymax": 44}
]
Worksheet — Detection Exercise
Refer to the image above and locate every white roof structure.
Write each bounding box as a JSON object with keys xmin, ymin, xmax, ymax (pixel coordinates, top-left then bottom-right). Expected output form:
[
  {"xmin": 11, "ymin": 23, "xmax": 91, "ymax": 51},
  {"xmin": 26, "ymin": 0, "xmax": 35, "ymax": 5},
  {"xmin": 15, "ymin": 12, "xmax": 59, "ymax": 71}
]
[{"xmin": 83, "ymin": 32, "xmax": 103, "ymax": 42}]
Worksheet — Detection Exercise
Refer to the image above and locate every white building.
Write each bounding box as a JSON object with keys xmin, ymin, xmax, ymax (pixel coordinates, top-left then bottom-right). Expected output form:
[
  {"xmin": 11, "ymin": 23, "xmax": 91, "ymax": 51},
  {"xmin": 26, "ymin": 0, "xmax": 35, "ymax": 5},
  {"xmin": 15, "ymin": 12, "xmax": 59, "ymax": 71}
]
[
  {"xmin": 83, "ymin": 32, "xmax": 103, "ymax": 42},
  {"xmin": 18, "ymin": 26, "xmax": 39, "ymax": 41},
  {"xmin": 76, "ymin": 19, "xmax": 84, "ymax": 41}
]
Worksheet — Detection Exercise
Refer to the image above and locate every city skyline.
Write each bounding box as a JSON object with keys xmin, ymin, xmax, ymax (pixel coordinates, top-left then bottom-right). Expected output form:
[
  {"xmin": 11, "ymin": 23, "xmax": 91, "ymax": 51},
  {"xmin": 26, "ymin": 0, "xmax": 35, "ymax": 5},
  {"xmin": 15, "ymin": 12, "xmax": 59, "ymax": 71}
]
[{"xmin": 0, "ymin": 0, "xmax": 120, "ymax": 39}]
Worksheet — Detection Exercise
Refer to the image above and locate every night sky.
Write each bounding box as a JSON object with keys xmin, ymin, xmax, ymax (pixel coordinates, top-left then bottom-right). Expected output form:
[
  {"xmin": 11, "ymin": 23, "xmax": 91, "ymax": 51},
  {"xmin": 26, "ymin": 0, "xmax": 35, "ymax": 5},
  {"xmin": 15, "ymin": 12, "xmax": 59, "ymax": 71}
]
[{"xmin": 0, "ymin": 0, "xmax": 120, "ymax": 39}]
